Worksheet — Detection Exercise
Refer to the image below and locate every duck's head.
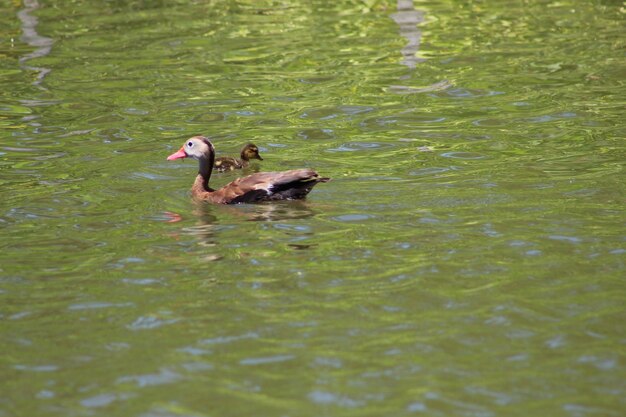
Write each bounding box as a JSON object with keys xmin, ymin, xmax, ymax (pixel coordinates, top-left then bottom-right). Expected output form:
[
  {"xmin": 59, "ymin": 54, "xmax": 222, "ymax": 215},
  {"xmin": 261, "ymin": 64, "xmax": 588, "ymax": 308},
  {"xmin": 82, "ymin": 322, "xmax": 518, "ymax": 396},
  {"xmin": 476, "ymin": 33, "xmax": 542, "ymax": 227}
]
[
  {"xmin": 241, "ymin": 143, "xmax": 263, "ymax": 161},
  {"xmin": 167, "ymin": 136, "xmax": 215, "ymax": 161}
]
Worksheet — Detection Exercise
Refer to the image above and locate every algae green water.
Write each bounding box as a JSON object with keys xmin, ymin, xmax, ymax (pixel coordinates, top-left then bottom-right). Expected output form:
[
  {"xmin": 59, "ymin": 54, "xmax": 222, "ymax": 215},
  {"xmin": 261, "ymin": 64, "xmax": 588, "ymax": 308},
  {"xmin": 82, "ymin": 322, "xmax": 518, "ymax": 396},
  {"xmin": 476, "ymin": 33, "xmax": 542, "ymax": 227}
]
[{"xmin": 1, "ymin": 1, "xmax": 624, "ymax": 416}]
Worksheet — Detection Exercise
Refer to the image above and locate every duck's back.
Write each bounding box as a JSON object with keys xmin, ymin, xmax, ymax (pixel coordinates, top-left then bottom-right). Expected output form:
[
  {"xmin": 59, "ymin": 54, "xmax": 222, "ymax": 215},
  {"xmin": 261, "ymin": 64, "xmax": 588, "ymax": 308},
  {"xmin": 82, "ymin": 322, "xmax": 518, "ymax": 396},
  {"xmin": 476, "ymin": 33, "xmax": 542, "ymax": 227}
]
[{"xmin": 206, "ymin": 169, "xmax": 330, "ymax": 204}]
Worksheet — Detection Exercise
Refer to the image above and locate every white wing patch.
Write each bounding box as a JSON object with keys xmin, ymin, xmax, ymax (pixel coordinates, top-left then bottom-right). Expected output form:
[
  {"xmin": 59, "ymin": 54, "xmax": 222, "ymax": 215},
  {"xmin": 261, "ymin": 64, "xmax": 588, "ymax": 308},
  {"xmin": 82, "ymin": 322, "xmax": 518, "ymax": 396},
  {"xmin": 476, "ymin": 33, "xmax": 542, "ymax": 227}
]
[{"xmin": 253, "ymin": 182, "xmax": 273, "ymax": 193}]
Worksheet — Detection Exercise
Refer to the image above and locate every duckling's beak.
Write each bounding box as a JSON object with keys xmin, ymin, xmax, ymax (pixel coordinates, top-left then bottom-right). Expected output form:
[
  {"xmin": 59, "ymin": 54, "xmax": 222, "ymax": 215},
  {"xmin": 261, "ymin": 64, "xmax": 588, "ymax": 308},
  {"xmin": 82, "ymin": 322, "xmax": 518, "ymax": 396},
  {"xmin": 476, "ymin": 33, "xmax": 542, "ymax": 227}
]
[
  {"xmin": 256, "ymin": 155, "xmax": 263, "ymax": 161},
  {"xmin": 167, "ymin": 147, "xmax": 187, "ymax": 161}
]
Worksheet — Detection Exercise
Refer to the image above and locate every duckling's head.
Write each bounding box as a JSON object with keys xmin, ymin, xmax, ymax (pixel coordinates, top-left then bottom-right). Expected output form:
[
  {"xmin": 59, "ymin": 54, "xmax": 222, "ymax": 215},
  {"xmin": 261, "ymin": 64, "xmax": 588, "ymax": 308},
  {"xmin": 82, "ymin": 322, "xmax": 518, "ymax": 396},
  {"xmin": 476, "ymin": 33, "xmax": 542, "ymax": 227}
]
[{"xmin": 241, "ymin": 143, "xmax": 263, "ymax": 161}]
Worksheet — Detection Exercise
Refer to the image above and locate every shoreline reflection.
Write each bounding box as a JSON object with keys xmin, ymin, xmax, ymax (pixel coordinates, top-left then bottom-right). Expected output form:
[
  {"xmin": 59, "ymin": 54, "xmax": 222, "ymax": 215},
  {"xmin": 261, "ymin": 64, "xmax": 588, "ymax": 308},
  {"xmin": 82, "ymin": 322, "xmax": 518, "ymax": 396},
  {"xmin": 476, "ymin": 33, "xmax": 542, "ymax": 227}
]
[{"xmin": 18, "ymin": 0, "xmax": 53, "ymax": 88}]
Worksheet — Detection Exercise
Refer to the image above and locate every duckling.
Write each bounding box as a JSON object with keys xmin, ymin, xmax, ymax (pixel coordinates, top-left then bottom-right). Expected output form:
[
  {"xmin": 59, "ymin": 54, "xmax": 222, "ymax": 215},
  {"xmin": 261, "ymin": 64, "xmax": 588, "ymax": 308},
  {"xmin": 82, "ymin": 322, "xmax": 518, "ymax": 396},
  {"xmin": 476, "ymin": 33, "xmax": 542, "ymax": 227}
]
[{"xmin": 214, "ymin": 143, "xmax": 263, "ymax": 172}]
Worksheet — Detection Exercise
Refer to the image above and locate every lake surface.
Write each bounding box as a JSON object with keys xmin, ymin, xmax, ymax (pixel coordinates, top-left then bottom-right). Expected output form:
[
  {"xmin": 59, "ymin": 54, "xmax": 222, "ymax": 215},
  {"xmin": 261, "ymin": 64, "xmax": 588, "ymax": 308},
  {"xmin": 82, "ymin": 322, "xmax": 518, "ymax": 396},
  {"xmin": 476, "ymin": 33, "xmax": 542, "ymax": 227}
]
[{"xmin": 1, "ymin": 0, "xmax": 624, "ymax": 416}]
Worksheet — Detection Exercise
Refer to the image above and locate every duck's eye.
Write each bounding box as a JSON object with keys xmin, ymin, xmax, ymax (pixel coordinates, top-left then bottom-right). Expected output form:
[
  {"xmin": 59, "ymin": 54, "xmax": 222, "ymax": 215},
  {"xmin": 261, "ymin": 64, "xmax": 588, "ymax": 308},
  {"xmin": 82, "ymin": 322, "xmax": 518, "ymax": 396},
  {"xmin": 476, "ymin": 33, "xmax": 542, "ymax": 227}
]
[{"xmin": 187, "ymin": 141, "xmax": 194, "ymax": 148}]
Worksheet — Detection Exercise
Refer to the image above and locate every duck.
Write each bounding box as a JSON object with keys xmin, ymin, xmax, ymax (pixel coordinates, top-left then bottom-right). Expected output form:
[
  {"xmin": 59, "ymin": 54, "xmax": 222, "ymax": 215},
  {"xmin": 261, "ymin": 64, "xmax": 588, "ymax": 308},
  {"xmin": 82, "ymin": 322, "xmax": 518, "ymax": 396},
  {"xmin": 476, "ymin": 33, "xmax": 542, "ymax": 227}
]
[
  {"xmin": 167, "ymin": 136, "xmax": 330, "ymax": 204},
  {"xmin": 214, "ymin": 143, "xmax": 263, "ymax": 172}
]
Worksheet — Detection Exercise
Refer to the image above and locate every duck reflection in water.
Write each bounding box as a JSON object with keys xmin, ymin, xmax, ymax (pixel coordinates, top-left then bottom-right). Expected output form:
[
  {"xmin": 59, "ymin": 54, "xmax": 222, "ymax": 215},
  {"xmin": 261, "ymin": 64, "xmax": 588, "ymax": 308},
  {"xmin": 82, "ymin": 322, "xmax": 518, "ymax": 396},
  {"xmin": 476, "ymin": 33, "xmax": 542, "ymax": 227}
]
[
  {"xmin": 228, "ymin": 200, "xmax": 316, "ymax": 222},
  {"xmin": 163, "ymin": 208, "xmax": 219, "ymax": 253},
  {"xmin": 163, "ymin": 201, "xmax": 318, "ymax": 252}
]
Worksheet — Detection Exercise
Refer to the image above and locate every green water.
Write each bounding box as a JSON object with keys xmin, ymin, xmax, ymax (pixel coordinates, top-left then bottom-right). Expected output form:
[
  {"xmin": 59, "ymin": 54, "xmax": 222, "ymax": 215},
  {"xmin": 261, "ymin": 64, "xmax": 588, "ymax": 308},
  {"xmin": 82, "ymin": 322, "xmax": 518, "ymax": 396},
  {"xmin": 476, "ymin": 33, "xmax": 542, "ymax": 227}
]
[{"xmin": 1, "ymin": 0, "xmax": 625, "ymax": 416}]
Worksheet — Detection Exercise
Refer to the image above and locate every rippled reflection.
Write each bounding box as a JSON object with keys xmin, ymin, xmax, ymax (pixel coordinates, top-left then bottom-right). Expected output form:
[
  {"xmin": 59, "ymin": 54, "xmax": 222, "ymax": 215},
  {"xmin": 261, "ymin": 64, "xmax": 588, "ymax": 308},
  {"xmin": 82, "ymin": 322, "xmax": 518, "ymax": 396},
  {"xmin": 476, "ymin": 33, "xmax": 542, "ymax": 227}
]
[
  {"xmin": 390, "ymin": 0, "xmax": 425, "ymax": 70},
  {"xmin": 163, "ymin": 201, "xmax": 318, "ymax": 253},
  {"xmin": 17, "ymin": 0, "xmax": 52, "ymax": 87}
]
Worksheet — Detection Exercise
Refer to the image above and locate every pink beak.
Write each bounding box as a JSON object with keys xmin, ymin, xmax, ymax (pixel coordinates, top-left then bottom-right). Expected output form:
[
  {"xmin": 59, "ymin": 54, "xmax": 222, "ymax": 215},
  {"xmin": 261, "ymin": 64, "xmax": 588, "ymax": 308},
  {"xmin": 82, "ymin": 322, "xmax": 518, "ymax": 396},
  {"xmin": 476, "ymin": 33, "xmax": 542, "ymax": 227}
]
[{"xmin": 167, "ymin": 147, "xmax": 187, "ymax": 161}]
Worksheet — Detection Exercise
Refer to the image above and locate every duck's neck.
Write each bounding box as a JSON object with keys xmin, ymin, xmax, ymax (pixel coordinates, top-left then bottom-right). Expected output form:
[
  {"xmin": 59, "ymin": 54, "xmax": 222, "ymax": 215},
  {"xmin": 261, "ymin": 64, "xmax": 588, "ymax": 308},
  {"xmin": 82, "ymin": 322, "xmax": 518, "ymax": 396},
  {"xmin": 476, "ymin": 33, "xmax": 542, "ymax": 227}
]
[{"xmin": 195, "ymin": 153, "xmax": 214, "ymax": 192}]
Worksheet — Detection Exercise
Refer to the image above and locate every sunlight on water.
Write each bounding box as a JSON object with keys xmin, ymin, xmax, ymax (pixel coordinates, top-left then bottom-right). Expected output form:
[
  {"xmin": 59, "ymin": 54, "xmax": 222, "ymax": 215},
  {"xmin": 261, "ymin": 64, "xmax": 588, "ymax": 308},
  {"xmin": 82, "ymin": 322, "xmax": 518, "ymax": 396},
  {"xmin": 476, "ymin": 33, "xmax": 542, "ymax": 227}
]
[{"xmin": 0, "ymin": 0, "xmax": 624, "ymax": 416}]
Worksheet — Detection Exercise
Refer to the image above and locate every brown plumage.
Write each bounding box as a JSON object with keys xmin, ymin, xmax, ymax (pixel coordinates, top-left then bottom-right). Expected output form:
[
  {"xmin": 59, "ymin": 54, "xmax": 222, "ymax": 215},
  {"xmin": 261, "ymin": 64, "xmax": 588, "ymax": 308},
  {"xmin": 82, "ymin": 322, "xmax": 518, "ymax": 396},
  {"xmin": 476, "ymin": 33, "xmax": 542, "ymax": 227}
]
[
  {"xmin": 167, "ymin": 136, "xmax": 330, "ymax": 204},
  {"xmin": 214, "ymin": 143, "xmax": 263, "ymax": 172}
]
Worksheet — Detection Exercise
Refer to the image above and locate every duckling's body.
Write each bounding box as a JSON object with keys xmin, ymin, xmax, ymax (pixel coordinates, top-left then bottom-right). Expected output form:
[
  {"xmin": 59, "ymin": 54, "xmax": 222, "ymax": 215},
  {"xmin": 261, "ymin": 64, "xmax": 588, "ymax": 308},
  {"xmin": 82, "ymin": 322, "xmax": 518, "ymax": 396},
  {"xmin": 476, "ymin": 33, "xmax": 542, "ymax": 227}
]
[{"xmin": 214, "ymin": 143, "xmax": 263, "ymax": 172}]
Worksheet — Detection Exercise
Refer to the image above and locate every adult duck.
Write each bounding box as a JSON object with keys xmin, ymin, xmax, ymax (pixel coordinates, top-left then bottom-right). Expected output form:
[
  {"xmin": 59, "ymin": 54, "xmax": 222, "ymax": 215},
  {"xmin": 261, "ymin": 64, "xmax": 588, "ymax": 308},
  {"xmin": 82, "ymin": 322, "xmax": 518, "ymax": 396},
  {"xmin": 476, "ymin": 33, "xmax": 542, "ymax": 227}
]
[
  {"xmin": 167, "ymin": 136, "xmax": 329, "ymax": 204},
  {"xmin": 214, "ymin": 143, "xmax": 263, "ymax": 172}
]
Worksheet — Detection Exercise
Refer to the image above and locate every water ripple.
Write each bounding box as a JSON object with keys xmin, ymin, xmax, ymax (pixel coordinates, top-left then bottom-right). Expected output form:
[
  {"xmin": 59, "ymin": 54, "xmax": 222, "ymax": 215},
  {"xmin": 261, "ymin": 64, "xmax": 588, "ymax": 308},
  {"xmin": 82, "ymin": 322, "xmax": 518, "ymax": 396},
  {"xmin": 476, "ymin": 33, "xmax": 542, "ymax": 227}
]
[
  {"xmin": 117, "ymin": 368, "xmax": 182, "ymax": 387},
  {"xmin": 240, "ymin": 354, "xmax": 295, "ymax": 366}
]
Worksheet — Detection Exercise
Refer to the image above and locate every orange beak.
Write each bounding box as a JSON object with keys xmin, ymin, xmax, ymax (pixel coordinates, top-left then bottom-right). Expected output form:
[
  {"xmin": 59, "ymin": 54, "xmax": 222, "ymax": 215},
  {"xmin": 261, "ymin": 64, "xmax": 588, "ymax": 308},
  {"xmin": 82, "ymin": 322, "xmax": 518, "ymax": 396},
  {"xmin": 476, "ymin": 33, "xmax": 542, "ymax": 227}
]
[{"xmin": 167, "ymin": 147, "xmax": 187, "ymax": 160}]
